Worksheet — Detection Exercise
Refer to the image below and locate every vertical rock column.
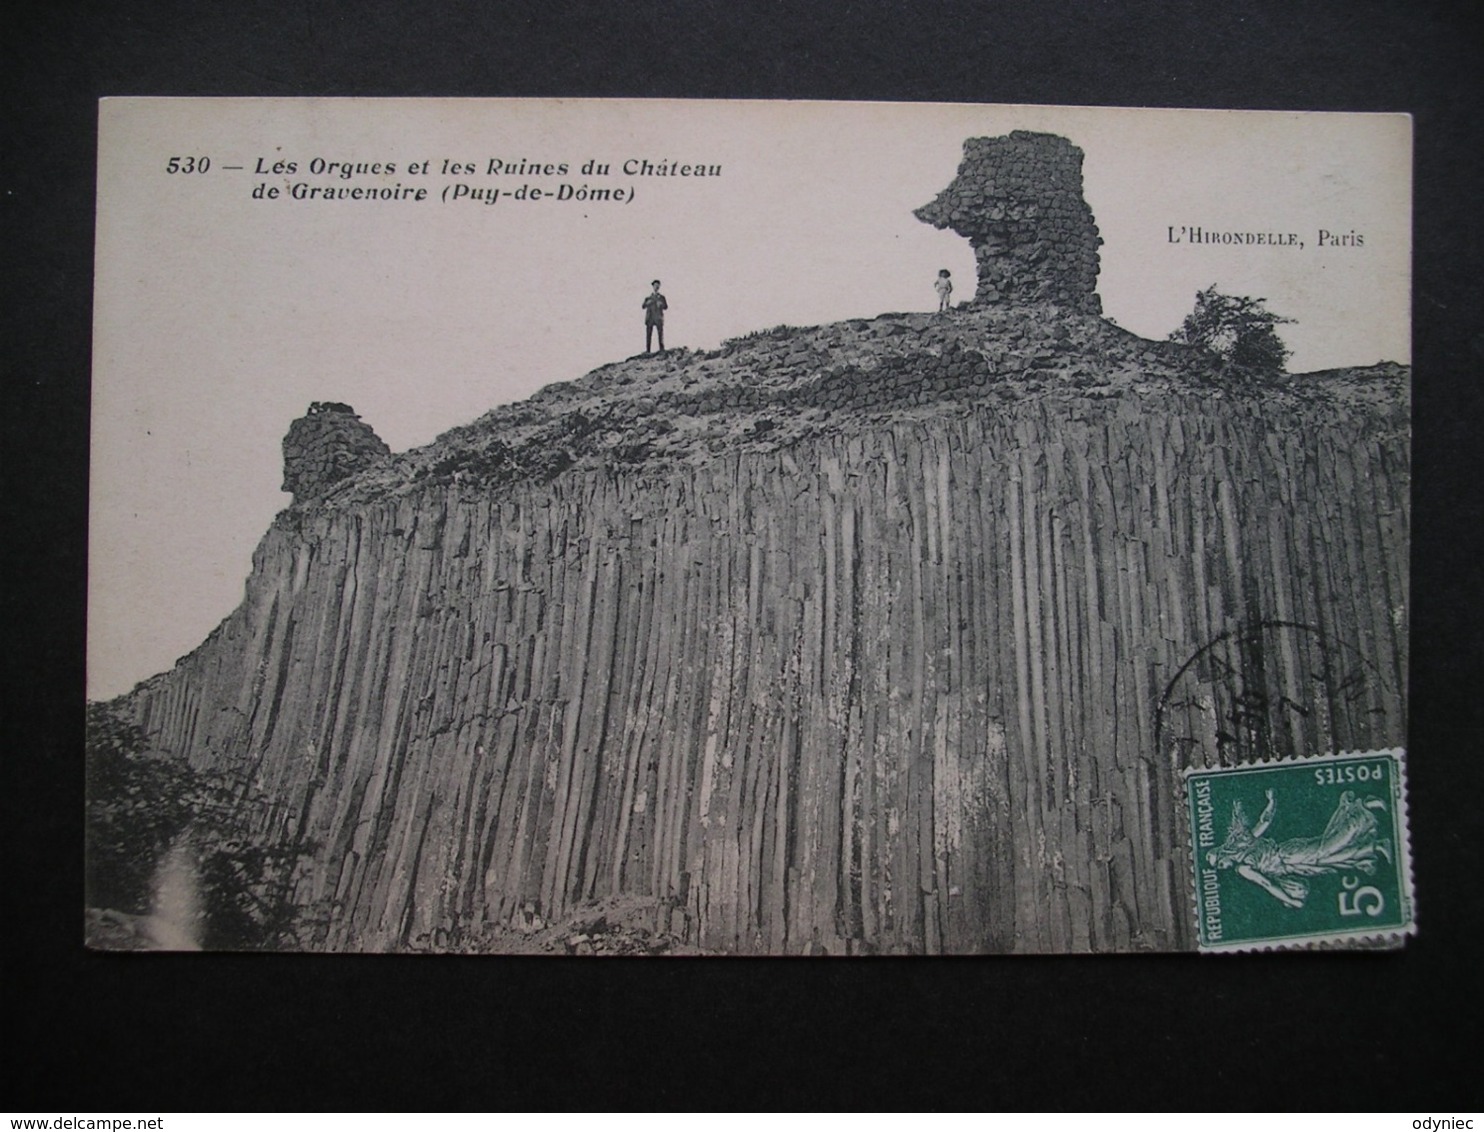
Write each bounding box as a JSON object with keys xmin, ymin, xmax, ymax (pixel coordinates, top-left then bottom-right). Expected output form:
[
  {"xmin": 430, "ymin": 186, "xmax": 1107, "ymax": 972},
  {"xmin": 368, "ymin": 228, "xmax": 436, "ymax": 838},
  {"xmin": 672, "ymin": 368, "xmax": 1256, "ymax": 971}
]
[{"xmin": 915, "ymin": 130, "xmax": 1102, "ymax": 314}]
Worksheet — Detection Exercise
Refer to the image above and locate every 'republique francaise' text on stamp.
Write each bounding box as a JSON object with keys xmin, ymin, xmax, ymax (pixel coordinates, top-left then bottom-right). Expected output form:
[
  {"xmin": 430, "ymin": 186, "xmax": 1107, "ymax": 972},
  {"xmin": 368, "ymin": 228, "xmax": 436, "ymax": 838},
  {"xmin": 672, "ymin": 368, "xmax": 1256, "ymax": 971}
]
[{"xmin": 1184, "ymin": 750, "xmax": 1414, "ymax": 952}]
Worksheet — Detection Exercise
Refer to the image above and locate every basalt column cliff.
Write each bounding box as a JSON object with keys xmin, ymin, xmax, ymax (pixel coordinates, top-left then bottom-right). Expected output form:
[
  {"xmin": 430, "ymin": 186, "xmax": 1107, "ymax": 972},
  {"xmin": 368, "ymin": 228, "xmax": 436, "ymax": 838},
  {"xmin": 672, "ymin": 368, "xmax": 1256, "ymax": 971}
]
[{"xmin": 116, "ymin": 133, "xmax": 1408, "ymax": 953}]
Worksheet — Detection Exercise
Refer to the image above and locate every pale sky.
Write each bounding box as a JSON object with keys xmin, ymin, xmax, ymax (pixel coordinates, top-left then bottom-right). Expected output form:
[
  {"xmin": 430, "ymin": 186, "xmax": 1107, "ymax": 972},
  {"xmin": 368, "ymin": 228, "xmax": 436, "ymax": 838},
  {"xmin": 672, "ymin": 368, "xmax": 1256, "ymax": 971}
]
[{"xmin": 89, "ymin": 99, "xmax": 1412, "ymax": 700}]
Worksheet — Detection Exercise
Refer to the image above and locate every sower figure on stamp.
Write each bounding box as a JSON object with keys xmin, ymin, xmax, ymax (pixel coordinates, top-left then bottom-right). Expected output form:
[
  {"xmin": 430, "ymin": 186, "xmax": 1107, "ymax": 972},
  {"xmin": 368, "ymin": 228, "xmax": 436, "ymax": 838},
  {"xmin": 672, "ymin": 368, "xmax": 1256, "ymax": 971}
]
[
  {"xmin": 643, "ymin": 279, "xmax": 668, "ymax": 353},
  {"xmin": 1208, "ymin": 788, "xmax": 1393, "ymax": 909}
]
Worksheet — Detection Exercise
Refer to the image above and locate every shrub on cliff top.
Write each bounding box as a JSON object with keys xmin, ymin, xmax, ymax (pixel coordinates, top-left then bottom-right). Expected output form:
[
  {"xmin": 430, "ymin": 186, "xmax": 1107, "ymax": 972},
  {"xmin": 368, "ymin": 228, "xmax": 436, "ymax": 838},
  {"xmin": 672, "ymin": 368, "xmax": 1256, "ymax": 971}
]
[{"xmin": 1169, "ymin": 285, "xmax": 1294, "ymax": 377}]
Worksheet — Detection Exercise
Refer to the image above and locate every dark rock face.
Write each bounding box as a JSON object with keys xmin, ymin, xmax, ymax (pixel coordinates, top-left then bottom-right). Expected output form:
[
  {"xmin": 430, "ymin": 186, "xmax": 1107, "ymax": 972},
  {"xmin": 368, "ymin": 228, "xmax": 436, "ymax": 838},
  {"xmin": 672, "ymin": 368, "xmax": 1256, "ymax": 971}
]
[
  {"xmin": 916, "ymin": 131, "xmax": 1102, "ymax": 314},
  {"xmin": 281, "ymin": 402, "xmax": 390, "ymax": 503}
]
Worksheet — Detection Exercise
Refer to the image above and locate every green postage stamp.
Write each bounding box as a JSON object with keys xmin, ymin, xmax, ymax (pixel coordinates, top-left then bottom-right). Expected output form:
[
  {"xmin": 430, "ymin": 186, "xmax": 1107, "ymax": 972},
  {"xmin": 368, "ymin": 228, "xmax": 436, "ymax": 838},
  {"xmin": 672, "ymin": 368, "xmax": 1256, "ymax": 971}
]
[{"xmin": 1184, "ymin": 750, "xmax": 1415, "ymax": 952}]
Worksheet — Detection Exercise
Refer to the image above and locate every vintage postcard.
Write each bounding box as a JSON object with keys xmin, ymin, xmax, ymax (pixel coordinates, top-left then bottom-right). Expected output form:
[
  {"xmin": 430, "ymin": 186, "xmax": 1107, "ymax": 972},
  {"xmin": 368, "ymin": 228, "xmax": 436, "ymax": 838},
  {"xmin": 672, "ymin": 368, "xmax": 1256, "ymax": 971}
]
[{"xmin": 87, "ymin": 99, "xmax": 1412, "ymax": 953}]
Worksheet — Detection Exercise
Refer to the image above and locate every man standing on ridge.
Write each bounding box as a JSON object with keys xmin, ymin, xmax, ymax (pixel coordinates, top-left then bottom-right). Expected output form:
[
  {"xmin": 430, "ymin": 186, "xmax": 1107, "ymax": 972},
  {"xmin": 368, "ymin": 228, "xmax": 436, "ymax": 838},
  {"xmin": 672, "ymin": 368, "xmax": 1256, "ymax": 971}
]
[{"xmin": 643, "ymin": 279, "xmax": 668, "ymax": 354}]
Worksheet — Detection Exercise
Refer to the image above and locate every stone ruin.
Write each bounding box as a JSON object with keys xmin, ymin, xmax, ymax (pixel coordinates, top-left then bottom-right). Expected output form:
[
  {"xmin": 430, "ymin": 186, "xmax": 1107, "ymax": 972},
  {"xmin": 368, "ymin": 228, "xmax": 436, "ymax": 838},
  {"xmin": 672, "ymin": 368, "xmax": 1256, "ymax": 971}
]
[
  {"xmin": 281, "ymin": 401, "xmax": 390, "ymax": 503},
  {"xmin": 916, "ymin": 130, "xmax": 1102, "ymax": 314}
]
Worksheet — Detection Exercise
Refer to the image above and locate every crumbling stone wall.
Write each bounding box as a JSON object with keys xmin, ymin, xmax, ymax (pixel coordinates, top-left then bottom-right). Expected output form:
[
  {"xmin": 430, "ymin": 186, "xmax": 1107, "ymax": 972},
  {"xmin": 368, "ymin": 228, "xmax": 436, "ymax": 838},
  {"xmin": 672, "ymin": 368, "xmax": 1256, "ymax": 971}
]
[
  {"xmin": 915, "ymin": 130, "xmax": 1102, "ymax": 314},
  {"xmin": 281, "ymin": 402, "xmax": 390, "ymax": 503}
]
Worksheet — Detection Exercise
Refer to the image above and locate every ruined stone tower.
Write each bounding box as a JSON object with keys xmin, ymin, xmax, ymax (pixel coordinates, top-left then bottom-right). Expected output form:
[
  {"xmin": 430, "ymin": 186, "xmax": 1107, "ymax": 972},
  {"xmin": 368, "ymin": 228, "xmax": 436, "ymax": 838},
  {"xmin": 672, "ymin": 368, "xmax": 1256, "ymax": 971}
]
[
  {"xmin": 915, "ymin": 130, "xmax": 1102, "ymax": 314},
  {"xmin": 281, "ymin": 402, "xmax": 390, "ymax": 503}
]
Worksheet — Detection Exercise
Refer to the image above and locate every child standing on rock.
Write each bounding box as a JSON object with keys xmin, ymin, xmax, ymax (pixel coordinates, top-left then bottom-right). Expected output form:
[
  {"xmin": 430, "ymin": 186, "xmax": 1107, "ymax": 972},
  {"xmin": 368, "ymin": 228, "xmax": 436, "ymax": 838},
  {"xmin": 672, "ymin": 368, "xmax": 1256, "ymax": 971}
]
[{"xmin": 935, "ymin": 269, "xmax": 954, "ymax": 312}]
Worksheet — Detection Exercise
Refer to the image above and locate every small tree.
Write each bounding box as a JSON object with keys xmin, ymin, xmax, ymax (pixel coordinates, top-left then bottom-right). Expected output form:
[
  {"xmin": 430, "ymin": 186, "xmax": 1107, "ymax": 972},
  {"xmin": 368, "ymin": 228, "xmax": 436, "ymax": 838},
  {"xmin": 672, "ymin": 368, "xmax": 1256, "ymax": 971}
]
[
  {"xmin": 85, "ymin": 702, "xmax": 202, "ymax": 913},
  {"xmin": 85, "ymin": 701, "xmax": 313, "ymax": 948},
  {"xmin": 1170, "ymin": 285, "xmax": 1294, "ymax": 377}
]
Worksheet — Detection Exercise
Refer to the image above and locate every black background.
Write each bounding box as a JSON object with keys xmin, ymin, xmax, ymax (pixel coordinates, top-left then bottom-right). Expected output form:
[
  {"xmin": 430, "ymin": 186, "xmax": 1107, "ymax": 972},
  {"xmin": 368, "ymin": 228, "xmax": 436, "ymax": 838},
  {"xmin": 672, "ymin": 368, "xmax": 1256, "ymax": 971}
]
[{"xmin": 5, "ymin": 0, "xmax": 1481, "ymax": 1111}]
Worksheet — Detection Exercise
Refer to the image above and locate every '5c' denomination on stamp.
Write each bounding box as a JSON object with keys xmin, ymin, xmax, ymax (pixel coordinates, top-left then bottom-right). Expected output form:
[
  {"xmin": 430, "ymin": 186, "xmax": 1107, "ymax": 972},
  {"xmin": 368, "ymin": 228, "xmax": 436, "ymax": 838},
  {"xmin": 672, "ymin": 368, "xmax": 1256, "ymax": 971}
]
[{"xmin": 1184, "ymin": 750, "xmax": 1414, "ymax": 952}]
